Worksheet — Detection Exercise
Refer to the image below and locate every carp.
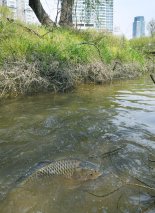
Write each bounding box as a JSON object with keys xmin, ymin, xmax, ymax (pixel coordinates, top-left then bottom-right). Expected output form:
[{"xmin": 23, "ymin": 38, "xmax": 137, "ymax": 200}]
[{"xmin": 18, "ymin": 158, "xmax": 102, "ymax": 185}]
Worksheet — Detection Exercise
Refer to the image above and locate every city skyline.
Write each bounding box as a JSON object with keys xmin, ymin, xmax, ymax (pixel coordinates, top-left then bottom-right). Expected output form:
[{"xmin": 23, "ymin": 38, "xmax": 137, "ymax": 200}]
[
  {"xmin": 1, "ymin": 0, "xmax": 155, "ymax": 39},
  {"xmin": 114, "ymin": 0, "xmax": 155, "ymax": 38},
  {"xmin": 41, "ymin": 0, "xmax": 155, "ymax": 38}
]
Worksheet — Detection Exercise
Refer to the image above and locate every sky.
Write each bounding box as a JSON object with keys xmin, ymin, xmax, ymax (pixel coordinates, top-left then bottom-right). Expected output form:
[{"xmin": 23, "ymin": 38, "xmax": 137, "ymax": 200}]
[
  {"xmin": 114, "ymin": 0, "xmax": 155, "ymax": 38},
  {"xmin": 41, "ymin": 0, "xmax": 155, "ymax": 39}
]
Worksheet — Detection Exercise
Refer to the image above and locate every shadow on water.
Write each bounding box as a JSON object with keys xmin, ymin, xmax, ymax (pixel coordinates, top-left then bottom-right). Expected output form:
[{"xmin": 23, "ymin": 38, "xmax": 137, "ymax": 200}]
[{"xmin": 0, "ymin": 77, "xmax": 155, "ymax": 212}]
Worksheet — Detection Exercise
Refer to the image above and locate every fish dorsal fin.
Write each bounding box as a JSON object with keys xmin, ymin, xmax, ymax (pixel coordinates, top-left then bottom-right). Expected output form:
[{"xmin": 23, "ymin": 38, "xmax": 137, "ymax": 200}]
[{"xmin": 33, "ymin": 160, "xmax": 53, "ymax": 170}]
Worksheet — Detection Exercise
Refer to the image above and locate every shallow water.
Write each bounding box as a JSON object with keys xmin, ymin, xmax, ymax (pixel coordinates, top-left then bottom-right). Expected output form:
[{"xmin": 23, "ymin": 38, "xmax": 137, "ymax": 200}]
[{"xmin": 0, "ymin": 77, "xmax": 155, "ymax": 213}]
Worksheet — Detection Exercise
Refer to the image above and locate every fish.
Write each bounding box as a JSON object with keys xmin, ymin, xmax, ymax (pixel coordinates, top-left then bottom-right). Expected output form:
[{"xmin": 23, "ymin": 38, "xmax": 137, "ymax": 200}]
[{"xmin": 18, "ymin": 159, "xmax": 102, "ymax": 186}]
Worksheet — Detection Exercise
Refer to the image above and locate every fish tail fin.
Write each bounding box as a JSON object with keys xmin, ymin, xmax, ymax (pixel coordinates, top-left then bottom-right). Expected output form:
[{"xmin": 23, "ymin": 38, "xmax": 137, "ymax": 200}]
[{"xmin": 15, "ymin": 160, "xmax": 53, "ymax": 186}]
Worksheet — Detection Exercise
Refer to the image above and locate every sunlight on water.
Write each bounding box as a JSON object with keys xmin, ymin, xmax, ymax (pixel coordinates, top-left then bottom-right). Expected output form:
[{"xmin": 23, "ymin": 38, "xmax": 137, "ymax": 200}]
[{"xmin": 0, "ymin": 77, "xmax": 155, "ymax": 213}]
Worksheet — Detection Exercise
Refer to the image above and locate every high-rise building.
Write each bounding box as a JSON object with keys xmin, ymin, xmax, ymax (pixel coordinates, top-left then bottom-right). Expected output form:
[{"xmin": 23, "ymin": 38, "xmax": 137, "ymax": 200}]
[
  {"xmin": 0, "ymin": 0, "xmax": 38, "ymax": 23},
  {"xmin": 0, "ymin": 0, "xmax": 113, "ymax": 31},
  {"xmin": 133, "ymin": 16, "xmax": 145, "ymax": 38},
  {"xmin": 73, "ymin": 0, "xmax": 113, "ymax": 32}
]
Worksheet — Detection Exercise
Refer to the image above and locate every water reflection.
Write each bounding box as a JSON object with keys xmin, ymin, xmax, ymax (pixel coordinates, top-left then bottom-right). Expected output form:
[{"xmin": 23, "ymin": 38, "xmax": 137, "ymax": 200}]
[{"xmin": 0, "ymin": 77, "xmax": 155, "ymax": 212}]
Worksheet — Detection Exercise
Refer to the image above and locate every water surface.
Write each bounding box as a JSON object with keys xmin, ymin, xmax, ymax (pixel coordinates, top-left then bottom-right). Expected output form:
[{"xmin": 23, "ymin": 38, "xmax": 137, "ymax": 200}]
[{"xmin": 0, "ymin": 77, "xmax": 155, "ymax": 213}]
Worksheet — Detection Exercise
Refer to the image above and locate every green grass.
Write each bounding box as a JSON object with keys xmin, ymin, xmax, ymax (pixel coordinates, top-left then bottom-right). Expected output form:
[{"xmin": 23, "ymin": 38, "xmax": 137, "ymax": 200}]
[
  {"xmin": 130, "ymin": 36, "xmax": 155, "ymax": 54},
  {"xmin": 0, "ymin": 16, "xmax": 147, "ymax": 67}
]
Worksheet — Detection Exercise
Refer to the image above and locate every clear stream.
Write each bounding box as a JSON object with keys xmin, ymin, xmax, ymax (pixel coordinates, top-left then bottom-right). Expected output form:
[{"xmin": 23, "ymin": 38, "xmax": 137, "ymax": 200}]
[{"xmin": 0, "ymin": 77, "xmax": 155, "ymax": 213}]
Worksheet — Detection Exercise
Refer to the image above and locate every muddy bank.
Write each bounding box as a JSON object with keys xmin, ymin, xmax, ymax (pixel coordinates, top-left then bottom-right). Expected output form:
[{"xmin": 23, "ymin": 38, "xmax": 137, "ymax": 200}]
[{"xmin": 0, "ymin": 60, "xmax": 147, "ymax": 98}]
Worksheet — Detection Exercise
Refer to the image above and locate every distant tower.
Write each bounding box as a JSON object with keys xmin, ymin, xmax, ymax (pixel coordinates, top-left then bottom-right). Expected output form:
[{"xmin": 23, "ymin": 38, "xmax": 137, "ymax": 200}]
[{"xmin": 133, "ymin": 16, "xmax": 145, "ymax": 38}]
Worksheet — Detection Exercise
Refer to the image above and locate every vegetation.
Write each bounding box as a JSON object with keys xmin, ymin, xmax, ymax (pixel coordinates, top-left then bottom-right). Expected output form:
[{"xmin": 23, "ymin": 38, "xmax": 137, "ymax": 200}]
[
  {"xmin": 130, "ymin": 36, "xmax": 155, "ymax": 53},
  {"xmin": 147, "ymin": 19, "xmax": 155, "ymax": 38},
  {"xmin": 0, "ymin": 7, "xmax": 151, "ymax": 98}
]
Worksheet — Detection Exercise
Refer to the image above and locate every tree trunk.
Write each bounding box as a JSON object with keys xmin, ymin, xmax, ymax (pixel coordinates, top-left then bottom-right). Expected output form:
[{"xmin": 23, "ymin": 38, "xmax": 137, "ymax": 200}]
[
  {"xmin": 59, "ymin": 0, "xmax": 74, "ymax": 26},
  {"xmin": 29, "ymin": 0, "xmax": 55, "ymax": 27}
]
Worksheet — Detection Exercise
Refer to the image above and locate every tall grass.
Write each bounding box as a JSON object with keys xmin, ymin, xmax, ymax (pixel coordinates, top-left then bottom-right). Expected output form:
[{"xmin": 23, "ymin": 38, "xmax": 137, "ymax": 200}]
[
  {"xmin": 130, "ymin": 36, "xmax": 155, "ymax": 52},
  {"xmin": 0, "ymin": 17, "xmax": 146, "ymax": 66}
]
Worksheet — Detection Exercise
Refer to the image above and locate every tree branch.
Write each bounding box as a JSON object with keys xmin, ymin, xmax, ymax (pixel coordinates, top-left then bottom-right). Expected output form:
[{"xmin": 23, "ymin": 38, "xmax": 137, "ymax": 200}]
[
  {"xmin": 29, "ymin": 0, "xmax": 55, "ymax": 27},
  {"xmin": 7, "ymin": 18, "xmax": 42, "ymax": 38},
  {"xmin": 150, "ymin": 74, "xmax": 155, "ymax": 84},
  {"xmin": 79, "ymin": 42, "xmax": 104, "ymax": 63}
]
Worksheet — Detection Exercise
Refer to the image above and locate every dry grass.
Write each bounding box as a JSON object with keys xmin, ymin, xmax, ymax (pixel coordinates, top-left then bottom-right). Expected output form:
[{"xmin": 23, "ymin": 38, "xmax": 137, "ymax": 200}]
[
  {"xmin": 0, "ymin": 60, "xmax": 146, "ymax": 98},
  {"xmin": 0, "ymin": 61, "xmax": 49, "ymax": 98},
  {"xmin": 145, "ymin": 60, "xmax": 155, "ymax": 73},
  {"xmin": 79, "ymin": 62, "xmax": 113, "ymax": 83},
  {"xmin": 112, "ymin": 61, "xmax": 146, "ymax": 79}
]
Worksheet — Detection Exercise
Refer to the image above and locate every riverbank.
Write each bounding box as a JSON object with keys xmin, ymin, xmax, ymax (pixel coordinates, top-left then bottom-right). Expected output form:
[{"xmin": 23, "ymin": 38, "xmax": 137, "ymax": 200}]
[{"xmin": 0, "ymin": 17, "xmax": 153, "ymax": 98}]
